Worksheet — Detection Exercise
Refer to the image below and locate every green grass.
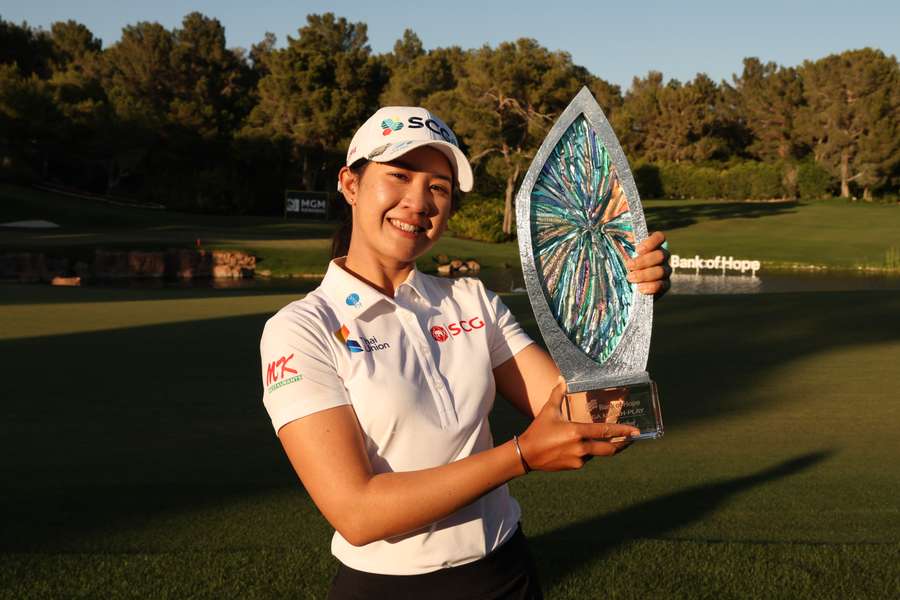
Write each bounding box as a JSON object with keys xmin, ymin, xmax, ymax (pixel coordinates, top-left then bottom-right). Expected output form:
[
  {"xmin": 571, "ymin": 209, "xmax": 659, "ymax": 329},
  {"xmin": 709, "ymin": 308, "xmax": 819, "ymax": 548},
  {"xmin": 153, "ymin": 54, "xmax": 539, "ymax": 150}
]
[
  {"xmin": 644, "ymin": 198, "xmax": 900, "ymax": 271},
  {"xmin": 1, "ymin": 284, "xmax": 898, "ymax": 598},
  {"xmin": 4, "ymin": 185, "xmax": 900, "ymax": 277}
]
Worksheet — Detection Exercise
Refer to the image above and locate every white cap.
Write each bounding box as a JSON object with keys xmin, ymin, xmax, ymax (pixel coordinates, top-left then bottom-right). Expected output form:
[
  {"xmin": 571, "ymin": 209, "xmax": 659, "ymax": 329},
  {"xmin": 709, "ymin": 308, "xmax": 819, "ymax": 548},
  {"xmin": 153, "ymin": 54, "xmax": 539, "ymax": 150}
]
[{"xmin": 342, "ymin": 106, "xmax": 474, "ymax": 192}]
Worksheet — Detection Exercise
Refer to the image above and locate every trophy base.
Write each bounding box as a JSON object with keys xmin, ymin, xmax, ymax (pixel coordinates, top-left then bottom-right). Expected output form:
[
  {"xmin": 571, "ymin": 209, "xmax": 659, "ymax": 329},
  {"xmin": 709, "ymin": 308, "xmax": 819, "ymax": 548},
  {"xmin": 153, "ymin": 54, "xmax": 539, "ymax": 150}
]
[{"xmin": 564, "ymin": 380, "xmax": 663, "ymax": 440}]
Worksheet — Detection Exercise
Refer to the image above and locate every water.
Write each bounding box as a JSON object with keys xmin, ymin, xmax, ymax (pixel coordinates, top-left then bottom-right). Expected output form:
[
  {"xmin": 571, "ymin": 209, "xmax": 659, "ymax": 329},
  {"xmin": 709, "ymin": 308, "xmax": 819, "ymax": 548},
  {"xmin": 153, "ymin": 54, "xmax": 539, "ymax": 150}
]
[
  {"xmin": 473, "ymin": 267, "xmax": 900, "ymax": 295},
  {"xmin": 668, "ymin": 271, "xmax": 900, "ymax": 295},
  {"xmin": 77, "ymin": 267, "xmax": 900, "ymax": 296}
]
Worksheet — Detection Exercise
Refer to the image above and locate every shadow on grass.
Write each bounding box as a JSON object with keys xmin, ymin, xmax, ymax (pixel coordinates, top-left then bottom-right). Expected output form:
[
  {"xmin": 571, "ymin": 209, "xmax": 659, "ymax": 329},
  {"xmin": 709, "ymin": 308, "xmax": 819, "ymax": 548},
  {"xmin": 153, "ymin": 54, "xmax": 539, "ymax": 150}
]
[
  {"xmin": 0, "ymin": 312, "xmax": 294, "ymax": 550},
  {"xmin": 501, "ymin": 290, "xmax": 900, "ymax": 430},
  {"xmin": 531, "ymin": 450, "xmax": 833, "ymax": 591},
  {"xmin": 0, "ymin": 280, "xmax": 320, "ymax": 305},
  {"xmin": 645, "ymin": 200, "xmax": 798, "ymax": 232},
  {"xmin": 0, "ymin": 292, "xmax": 896, "ymax": 552}
]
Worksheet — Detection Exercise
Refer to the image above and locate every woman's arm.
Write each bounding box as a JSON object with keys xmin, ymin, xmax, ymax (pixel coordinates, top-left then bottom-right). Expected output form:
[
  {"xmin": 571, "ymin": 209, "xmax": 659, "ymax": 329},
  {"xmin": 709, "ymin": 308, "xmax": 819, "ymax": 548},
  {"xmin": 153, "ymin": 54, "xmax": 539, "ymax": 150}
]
[
  {"xmin": 493, "ymin": 343, "xmax": 560, "ymax": 418},
  {"xmin": 278, "ymin": 378, "xmax": 637, "ymax": 546}
]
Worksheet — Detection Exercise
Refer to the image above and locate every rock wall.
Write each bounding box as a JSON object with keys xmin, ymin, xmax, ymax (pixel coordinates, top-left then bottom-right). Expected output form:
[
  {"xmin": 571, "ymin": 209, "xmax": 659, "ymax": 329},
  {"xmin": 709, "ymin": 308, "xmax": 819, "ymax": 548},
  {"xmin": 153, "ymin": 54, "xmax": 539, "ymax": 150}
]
[{"xmin": 0, "ymin": 249, "xmax": 257, "ymax": 282}]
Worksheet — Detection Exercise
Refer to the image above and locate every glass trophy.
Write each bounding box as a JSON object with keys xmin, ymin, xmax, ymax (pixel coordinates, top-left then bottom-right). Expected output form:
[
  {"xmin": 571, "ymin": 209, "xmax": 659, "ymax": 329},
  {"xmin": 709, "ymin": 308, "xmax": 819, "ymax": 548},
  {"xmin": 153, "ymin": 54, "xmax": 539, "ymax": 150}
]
[{"xmin": 515, "ymin": 87, "xmax": 663, "ymax": 440}]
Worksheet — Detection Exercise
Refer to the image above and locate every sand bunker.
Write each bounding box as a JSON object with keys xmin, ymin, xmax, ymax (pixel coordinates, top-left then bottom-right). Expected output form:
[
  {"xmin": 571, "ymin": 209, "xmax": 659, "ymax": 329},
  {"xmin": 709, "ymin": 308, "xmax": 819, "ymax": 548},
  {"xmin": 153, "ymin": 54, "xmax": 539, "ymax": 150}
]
[{"xmin": 0, "ymin": 220, "xmax": 60, "ymax": 228}]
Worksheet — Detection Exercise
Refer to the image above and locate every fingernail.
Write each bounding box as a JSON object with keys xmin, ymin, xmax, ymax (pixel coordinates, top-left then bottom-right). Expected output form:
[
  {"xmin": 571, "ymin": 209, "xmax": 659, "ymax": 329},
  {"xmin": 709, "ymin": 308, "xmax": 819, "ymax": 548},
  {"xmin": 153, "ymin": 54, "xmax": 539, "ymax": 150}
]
[
  {"xmin": 630, "ymin": 430, "xmax": 642, "ymax": 438},
  {"xmin": 627, "ymin": 274, "xmax": 637, "ymax": 282}
]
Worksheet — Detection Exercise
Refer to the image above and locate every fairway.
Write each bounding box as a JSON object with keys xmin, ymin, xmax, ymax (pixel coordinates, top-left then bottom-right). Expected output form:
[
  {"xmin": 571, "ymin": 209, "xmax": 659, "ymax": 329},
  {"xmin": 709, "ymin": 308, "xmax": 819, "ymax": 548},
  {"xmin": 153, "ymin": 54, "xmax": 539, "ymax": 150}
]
[
  {"xmin": 3, "ymin": 185, "xmax": 900, "ymax": 277},
  {"xmin": 1, "ymin": 284, "xmax": 898, "ymax": 599}
]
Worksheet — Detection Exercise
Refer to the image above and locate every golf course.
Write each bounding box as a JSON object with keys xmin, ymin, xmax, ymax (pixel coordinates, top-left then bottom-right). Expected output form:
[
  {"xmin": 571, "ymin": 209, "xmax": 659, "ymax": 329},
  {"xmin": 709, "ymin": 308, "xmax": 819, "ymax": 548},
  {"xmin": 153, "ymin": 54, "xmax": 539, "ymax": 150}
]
[{"xmin": 1, "ymin": 185, "xmax": 899, "ymax": 598}]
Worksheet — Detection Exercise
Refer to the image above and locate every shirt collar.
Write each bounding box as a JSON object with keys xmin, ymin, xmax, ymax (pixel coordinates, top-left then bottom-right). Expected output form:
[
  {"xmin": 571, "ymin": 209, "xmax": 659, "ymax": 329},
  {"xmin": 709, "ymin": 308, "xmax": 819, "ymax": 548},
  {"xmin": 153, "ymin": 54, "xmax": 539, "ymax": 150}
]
[{"xmin": 321, "ymin": 259, "xmax": 436, "ymax": 318}]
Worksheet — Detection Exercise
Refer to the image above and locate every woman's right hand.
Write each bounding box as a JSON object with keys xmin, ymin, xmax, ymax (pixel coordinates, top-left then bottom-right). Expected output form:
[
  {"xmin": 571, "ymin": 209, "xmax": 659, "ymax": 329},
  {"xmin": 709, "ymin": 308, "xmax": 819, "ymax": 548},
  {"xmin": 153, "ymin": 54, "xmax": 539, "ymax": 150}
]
[{"xmin": 516, "ymin": 377, "xmax": 639, "ymax": 472}]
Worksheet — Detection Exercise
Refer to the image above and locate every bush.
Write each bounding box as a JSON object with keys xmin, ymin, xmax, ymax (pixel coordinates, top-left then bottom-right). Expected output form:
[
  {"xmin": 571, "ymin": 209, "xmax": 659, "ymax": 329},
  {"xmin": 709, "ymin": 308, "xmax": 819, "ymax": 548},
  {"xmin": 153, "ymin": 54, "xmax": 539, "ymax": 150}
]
[
  {"xmin": 656, "ymin": 163, "xmax": 721, "ymax": 199},
  {"xmin": 797, "ymin": 159, "xmax": 834, "ymax": 199},
  {"xmin": 722, "ymin": 162, "xmax": 783, "ymax": 200},
  {"xmin": 632, "ymin": 161, "xmax": 662, "ymax": 199},
  {"xmin": 635, "ymin": 161, "xmax": 791, "ymax": 200},
  {"xmin": 448, "ymin": 193, "xmax": 507, "ymax": 242}
]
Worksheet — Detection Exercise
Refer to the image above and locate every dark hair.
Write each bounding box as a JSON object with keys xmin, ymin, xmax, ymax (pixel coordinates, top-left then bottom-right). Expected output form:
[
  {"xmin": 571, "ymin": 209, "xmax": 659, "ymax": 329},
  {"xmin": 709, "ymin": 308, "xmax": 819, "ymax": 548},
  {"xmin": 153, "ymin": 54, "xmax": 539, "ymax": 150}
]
[
  {"xmin": 331, "ymin": 161, "xmax": 368, "ymax": 258},
  {"xmin": 330, "ymin": 159, "xmax": 462, "ymax": 258}
]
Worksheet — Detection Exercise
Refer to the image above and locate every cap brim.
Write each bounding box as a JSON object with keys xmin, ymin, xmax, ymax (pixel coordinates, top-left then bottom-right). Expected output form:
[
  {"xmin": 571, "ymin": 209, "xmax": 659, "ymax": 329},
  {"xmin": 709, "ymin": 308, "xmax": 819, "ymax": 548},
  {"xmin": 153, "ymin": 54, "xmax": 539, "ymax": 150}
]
[{"xmin": 368, "ymin": 140, "xmax": 474, "ymax": 192}]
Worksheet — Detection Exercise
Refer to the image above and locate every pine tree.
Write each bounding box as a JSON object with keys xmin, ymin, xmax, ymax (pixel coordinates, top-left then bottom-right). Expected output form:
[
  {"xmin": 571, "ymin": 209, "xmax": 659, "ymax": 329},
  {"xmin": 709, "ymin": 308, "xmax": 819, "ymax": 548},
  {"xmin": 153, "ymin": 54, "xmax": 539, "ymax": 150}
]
[
  {"xmin": 730, "ymin": 57, "xmax": 805, "ymax": 162},
  {"xmin": 798, "ymin": 48, "xmax": 900, "ymax": 198},
  {"xmin": 242, "ymin": 13, "xmax": 386, "ymax": 189},
  {"xmin": 428, "ymin": 39, "xmax": 608, "ymax": 235}
]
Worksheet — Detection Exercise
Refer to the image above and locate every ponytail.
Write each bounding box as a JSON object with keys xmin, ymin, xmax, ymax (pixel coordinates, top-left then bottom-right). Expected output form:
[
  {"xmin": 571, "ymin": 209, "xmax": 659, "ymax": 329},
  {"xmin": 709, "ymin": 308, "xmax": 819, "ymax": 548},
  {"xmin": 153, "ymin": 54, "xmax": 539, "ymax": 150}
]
[
  {"xmin": 331, "ymin": 207, "xmax": 353, "ymax": 258},
  {"xmin": 331, "ymin": 161, "xmax": 369, "ymax": 258}
]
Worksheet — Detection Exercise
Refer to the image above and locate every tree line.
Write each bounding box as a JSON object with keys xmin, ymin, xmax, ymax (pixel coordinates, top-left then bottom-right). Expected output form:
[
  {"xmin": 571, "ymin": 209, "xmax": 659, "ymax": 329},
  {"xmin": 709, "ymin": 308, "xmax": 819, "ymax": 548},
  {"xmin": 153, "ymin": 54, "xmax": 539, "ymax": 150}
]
[{"xmin": 1, "ymin": 12, "xmax": 898, "ymax": 229}]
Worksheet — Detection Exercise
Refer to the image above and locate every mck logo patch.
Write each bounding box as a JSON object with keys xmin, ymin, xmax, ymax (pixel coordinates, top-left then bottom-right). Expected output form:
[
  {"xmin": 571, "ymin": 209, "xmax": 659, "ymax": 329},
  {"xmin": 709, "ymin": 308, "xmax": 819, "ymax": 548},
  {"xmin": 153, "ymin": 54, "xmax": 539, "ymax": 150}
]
[{"xmin": 266, "ymin": 353, "xmax": 302, "ymax": 394}]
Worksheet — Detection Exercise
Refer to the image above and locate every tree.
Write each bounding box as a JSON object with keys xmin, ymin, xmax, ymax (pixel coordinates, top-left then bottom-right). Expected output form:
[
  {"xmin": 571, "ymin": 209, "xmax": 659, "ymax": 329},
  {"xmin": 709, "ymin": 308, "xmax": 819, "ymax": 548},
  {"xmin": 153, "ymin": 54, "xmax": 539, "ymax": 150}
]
[
  {"xmin": 0, "ymin": 63, "xmax": 60, "ymax": 178},
  {"xmin": 242, "ymin": 13, "xmax": 386, "ymax": 189},
  {"xmin": 169, "ymin": 12, "xmax": 252, "ymax": 139},
  {"xmin": 380, "ymin": 43, "xmax": 464, "ymax": 107},
  {"xmin": 616, "ymin": 72, "xmax": 743, "ymax": 163},
  {"xmin": 385, "ymin": 28, "xmax": 424, "ymax": 71},
  {"xmin": 0, "ymin": 18, "xmax": 53, "ymax": 78},
  {"xmin": 102, "ymin": 21, "xmax": 176, "ymax": 128},
  {"xmin": 428, "ymin": 39, "xmax": 599, "ymax": 235},
  {"xmin": 798, "ymin": 48, "xmax": 900, "ymax": 198},
  {"xmin": 248, "ymin": 31, "xmax": 277, "ymax": 81},
  {"xmin": 730, "ymin": 57, "xmax": 804, "ymax": 162},
  {"xmin": 49, "ymin": 20, "xmax": 102, "ymax": 72}
]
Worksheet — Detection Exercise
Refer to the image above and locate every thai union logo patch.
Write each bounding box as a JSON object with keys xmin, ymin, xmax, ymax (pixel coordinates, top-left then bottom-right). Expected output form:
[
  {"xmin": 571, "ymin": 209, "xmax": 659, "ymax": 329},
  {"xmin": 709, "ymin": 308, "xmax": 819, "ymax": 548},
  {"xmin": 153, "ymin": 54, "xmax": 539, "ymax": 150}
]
[{"xmin": 335, "ymin": 324, "xmax": 390, "ymax": 354}]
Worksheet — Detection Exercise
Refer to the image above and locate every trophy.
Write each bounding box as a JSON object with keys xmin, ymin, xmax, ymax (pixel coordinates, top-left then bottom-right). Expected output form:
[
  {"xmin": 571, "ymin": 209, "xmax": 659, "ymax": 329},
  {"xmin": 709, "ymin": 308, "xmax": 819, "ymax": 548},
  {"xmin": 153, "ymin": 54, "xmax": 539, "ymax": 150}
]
[{"xmin": 515, "ymin": 87, "xmax": 663, "ymax": 439}]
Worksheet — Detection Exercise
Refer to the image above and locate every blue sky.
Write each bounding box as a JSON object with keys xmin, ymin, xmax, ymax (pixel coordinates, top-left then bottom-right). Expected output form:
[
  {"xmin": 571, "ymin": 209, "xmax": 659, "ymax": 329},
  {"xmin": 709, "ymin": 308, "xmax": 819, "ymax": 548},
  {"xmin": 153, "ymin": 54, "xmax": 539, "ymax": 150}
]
[{"xmin": 2, "ymin": 0, "xmax": 897, "ymax": 89}]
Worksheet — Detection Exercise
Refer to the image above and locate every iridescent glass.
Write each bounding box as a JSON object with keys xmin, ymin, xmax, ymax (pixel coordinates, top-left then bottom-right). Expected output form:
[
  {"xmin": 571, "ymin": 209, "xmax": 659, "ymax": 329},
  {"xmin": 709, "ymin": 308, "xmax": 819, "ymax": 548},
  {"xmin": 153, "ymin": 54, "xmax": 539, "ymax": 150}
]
[{"xmin": 516, "ymin": 88, "xmax": 663, "ymax": 439}]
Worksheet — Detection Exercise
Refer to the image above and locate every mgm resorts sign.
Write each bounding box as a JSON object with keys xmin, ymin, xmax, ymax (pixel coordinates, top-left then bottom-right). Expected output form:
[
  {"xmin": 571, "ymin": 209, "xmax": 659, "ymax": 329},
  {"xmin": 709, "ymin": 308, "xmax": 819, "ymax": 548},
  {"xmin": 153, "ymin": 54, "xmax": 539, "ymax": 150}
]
[{"xmin": 284, "ymin": 190, "xmax": 332, "ymax": 220}]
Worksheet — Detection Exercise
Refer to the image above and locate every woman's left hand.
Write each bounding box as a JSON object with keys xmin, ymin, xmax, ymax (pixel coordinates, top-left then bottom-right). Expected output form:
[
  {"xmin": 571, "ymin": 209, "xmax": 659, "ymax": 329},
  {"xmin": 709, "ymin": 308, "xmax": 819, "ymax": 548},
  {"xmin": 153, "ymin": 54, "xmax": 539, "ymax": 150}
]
[{"xmin": 626, "ymin": 231, "xmax": 671, "ymax": 299}]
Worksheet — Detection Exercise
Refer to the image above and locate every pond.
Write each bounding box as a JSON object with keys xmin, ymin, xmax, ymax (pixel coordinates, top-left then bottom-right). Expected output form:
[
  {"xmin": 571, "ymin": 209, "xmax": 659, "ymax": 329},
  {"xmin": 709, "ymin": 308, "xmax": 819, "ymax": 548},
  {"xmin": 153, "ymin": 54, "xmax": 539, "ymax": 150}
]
[
  {"xmin": 466, "ymin": 267, "xmax": 900, "ymax": 295},
  {"xmin": 78, "ymin": 266, "xmax": 900, "ymax": 296}
]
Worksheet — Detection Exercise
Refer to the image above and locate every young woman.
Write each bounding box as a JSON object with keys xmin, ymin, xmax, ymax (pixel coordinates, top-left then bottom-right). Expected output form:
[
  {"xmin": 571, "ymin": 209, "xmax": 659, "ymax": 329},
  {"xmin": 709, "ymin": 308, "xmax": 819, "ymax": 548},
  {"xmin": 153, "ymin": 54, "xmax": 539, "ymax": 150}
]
[{"xmin": 260, "ymin": 107, "xmax": 671, "ymax": 599}]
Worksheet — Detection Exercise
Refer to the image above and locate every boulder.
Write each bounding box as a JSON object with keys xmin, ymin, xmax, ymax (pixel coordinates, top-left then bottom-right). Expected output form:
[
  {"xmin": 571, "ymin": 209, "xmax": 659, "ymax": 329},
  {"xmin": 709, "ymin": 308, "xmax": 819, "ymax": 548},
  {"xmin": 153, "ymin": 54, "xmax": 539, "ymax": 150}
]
[
  {"xmin": 127, "ymin": 251, "xmax": 165, "ymax": 278},
  {"xmin": 51, "ymin": 276, "xmax": 81, "ymax": 286}
]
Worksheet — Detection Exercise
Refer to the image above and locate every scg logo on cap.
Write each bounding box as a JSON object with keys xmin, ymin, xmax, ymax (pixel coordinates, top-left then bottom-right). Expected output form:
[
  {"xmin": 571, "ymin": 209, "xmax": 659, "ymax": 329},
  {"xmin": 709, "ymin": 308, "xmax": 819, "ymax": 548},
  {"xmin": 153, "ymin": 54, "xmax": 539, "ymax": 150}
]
[{"xmin": 408, "ymin": 117, "xmax": 457, "ymax": 146}]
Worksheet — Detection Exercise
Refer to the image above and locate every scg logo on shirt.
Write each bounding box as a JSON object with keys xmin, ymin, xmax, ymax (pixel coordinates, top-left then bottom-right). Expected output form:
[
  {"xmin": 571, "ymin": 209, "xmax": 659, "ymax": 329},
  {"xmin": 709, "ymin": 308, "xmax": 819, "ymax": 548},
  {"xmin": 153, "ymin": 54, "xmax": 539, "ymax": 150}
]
[{"xmin": 430, "ymin": 316, "xmax": 485, "ymax": 342}]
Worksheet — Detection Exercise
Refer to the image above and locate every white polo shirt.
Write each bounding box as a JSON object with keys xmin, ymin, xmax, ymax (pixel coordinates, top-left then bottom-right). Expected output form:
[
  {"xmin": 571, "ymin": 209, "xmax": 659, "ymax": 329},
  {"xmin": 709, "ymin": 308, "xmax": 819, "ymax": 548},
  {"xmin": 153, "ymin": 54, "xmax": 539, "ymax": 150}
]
[{"xmin": 259, "ymin": 259, "xmax": 534, "ymax": 575}]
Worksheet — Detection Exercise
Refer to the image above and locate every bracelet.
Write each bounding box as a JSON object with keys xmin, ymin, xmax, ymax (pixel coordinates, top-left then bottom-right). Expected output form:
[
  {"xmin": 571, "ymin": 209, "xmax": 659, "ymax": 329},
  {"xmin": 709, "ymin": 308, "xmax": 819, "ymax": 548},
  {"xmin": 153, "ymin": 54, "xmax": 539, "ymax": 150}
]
[{"xmin": 513, "ymin": 435, "xmax": 531, "ymax": 474}]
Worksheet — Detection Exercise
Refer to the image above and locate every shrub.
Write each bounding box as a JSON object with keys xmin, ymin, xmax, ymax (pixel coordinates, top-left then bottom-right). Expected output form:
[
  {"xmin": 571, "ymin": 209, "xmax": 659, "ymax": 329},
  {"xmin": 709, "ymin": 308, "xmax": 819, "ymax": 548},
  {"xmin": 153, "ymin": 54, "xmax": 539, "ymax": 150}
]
[
  {"xmin": 797, "ymin": 159, "xmax": 834, "ymax": 199},
  {"xmin": 656, "ymin": 163, "xmax": 721, "ymax": 199},
  {"xmin": 632, "ymin": 161, "xmax": 662, "ymax": 199},
  {"xmin": 448, "ymin": 193, "xmax": 507, "ymax": 242},
  {"xmin": 634, "ymin": 161, "xmax": 790, "ymax": 200},
  {"xmin": 722, "ymin": 162, "xmax": 783, "ymax": 200}
]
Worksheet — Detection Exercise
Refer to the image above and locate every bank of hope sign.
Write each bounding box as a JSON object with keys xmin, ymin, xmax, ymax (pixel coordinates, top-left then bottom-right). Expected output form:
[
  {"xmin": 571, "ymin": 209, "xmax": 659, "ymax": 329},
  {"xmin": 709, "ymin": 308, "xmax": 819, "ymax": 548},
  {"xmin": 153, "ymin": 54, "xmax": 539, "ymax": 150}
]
[{"xmin": 670, "ymin": 254, "xmax": 761, "ymax": 277}]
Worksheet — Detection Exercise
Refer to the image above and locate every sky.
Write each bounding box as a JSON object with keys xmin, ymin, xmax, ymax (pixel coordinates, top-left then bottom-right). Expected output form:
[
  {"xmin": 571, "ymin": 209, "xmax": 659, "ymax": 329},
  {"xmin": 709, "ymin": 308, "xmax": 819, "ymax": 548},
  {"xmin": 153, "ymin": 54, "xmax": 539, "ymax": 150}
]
[{"xmin": 2, "ymin": 0, "xmax": 898, "ymax": 89}]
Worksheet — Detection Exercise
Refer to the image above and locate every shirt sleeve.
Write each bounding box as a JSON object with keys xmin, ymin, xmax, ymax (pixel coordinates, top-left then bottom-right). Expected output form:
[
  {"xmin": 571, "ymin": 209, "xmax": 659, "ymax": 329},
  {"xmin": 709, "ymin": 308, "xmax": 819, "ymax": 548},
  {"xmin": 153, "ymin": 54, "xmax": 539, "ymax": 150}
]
[
  {"xmin": 484, "ymin": 287, "xmax": 535, "ymax": 369},
  {"xmin": 260, "ymin": 311, "xmax": 351, "ymax": 435}
]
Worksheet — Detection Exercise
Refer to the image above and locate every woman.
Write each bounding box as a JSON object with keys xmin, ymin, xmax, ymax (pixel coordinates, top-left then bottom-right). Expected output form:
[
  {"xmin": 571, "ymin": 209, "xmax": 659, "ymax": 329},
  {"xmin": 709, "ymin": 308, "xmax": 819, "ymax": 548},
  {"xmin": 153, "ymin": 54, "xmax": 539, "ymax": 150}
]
[{"xmin": 260, "ymin": 106, "xmax": 671, "ymax": 599}]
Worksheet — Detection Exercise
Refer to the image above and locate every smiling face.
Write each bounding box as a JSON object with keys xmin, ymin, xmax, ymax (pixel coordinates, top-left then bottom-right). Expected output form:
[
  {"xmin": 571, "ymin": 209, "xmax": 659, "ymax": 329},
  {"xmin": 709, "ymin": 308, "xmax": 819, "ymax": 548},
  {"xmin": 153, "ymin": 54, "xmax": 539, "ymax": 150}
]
[{"xmin": 340, "ymin": 145, "xmax": 454, "ymax": 271}]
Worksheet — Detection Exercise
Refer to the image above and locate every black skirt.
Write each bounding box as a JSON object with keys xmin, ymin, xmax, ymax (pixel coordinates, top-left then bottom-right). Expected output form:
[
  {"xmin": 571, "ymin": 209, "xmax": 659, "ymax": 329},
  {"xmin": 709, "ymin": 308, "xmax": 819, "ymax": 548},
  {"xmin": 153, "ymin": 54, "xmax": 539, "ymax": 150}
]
[{"xmin": 327, "ymin": 524, "xmax": 543, "ymax": 600}]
